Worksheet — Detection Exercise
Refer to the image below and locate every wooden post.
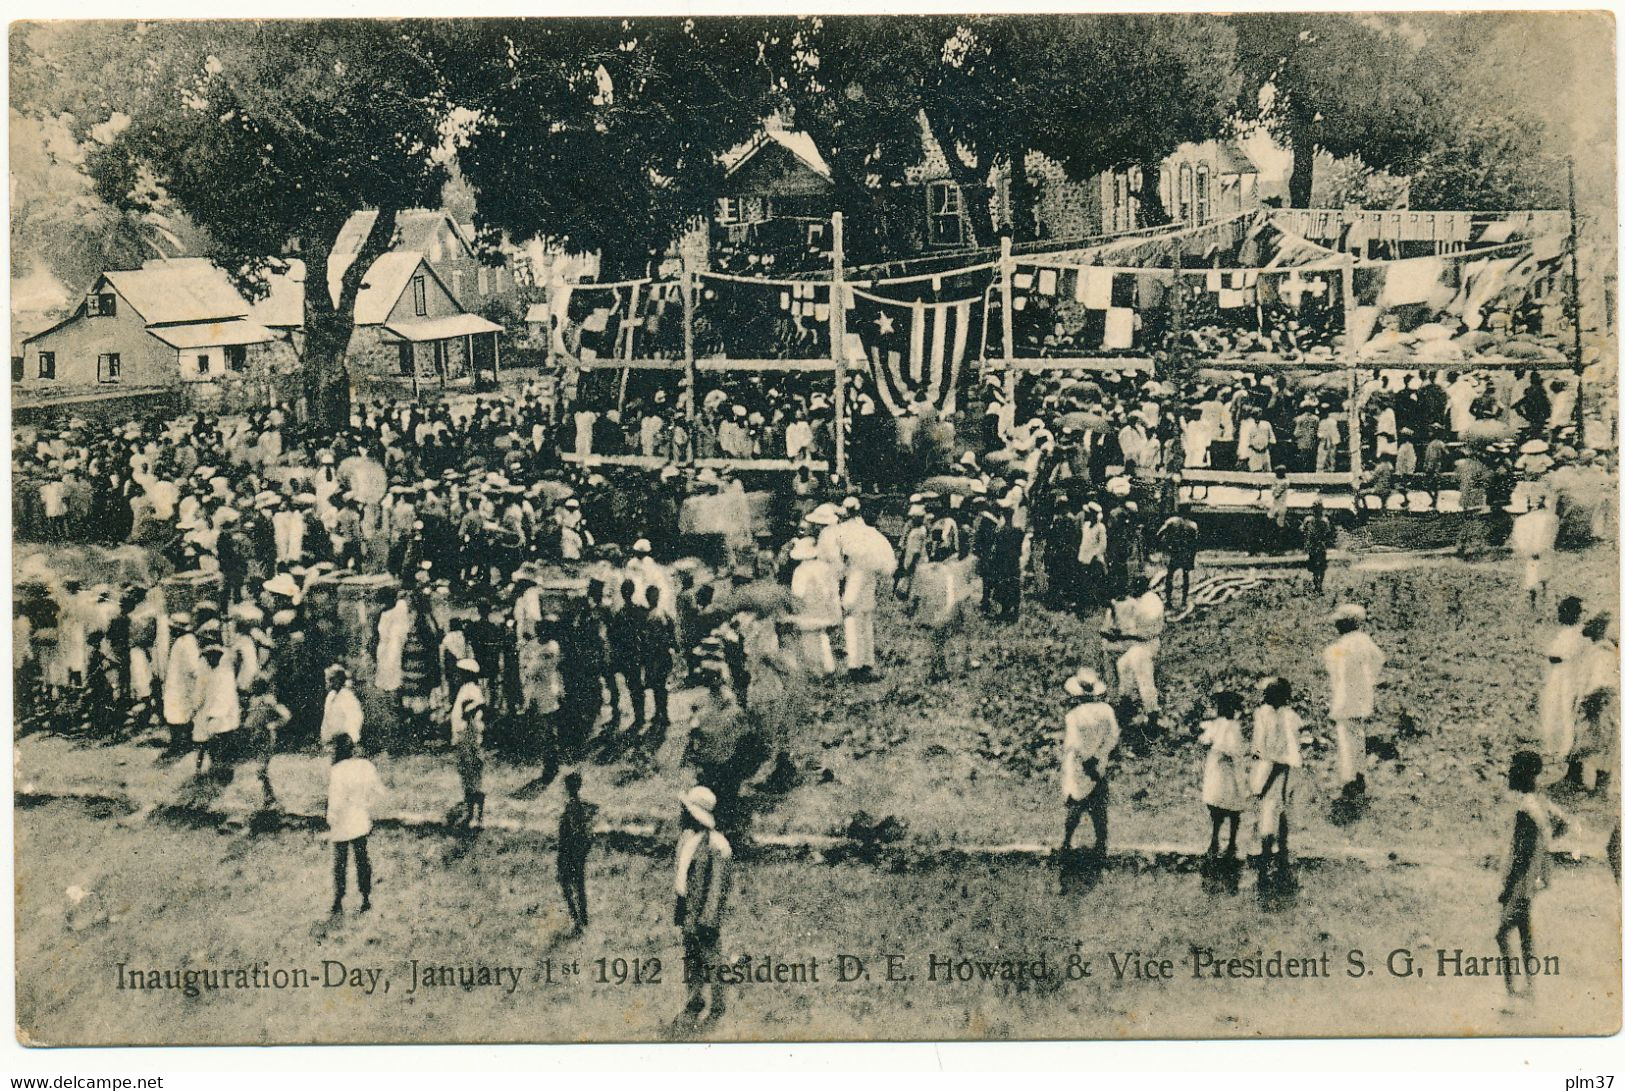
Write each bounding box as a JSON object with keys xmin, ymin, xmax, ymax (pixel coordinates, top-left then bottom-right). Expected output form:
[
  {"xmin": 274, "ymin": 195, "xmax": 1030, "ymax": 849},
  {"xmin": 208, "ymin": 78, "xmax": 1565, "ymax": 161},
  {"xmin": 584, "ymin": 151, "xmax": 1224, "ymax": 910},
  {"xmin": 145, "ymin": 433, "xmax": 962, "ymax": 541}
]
[
  {"xmin": 1168, "ymin": 238, "xmax": 1185, "ymax": 382},
  {"xmin": 1342, "ymin": 256, "xmax": 1362, "ymax": 485},
  {"xmin": 1567, "ymin": 156, "xmax": 1586, "ymax": 429},
  {"xmin": 999, "ymin": 235, "xmax": 1017, "ymax": 405},
  {"xmin": 682, "ymin": 263, "xmax": 697, "ymax": 466},
  {"xmin": 830, "ymin": 211, "xmax": 847, "ymax": 482}
]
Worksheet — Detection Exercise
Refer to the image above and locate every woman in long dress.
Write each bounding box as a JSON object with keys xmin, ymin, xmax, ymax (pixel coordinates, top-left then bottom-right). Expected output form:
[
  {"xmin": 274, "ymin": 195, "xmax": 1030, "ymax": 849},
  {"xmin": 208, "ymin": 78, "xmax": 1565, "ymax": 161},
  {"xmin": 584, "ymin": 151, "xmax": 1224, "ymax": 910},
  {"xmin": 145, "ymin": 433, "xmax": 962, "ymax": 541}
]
[
  {"xmin": 1538, "ymin": 596, "xmax": 1588, "ymax": 772},
  {"xmin": 374, "ymin": 593, "xmax": 411, "ymax": 694},
  {"xmin": 789, "ymin": 538, "xmax": 841, "ymax": 677}
]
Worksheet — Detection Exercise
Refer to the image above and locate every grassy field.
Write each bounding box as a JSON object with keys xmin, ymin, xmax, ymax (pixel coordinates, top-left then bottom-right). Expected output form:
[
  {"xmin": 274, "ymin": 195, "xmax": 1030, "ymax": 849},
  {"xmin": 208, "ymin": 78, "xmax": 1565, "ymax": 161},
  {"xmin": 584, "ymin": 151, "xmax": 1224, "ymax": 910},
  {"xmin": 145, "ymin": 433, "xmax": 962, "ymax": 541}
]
[{"xmin": 15, "ymin": 800, "xmax": 1619, "ymax": 1045}]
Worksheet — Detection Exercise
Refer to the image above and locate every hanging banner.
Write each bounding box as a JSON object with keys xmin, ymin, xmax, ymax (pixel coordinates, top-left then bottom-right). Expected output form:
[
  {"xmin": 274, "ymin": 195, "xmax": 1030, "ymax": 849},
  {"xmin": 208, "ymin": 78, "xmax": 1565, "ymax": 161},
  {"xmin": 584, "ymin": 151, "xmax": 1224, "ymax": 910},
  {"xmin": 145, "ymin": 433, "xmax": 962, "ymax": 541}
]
[{"xmin": 847, "ymin": 286, "xmax": 983, "ymax": 415}]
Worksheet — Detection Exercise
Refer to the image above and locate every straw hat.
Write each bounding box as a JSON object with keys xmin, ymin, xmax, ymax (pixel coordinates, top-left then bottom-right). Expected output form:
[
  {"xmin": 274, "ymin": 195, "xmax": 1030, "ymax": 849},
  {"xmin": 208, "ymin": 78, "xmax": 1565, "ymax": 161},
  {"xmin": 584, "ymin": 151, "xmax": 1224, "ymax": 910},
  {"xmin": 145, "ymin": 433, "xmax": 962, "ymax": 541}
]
[{"xmin": 1331, "ymin": 603, "xmax": 1367, "ymax": 624}]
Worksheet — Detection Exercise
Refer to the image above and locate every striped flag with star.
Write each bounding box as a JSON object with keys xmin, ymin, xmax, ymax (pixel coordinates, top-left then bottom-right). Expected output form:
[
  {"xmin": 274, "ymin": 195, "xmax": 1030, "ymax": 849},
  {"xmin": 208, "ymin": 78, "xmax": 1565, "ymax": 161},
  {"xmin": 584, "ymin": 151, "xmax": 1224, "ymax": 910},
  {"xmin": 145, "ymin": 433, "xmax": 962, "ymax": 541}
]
[{"xmin": 847, "ymin": 286, "xmax": 981, "ymax": 415}]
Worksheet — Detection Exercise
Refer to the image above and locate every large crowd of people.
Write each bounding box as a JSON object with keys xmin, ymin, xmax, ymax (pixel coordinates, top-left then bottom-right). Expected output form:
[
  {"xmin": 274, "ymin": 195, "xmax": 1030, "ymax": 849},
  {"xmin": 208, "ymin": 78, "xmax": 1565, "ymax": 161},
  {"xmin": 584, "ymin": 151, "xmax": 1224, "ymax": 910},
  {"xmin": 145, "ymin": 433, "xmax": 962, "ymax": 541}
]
[{"xmin": 12, "ymin": 352, "xmax": 1617, "ymax": 1018}]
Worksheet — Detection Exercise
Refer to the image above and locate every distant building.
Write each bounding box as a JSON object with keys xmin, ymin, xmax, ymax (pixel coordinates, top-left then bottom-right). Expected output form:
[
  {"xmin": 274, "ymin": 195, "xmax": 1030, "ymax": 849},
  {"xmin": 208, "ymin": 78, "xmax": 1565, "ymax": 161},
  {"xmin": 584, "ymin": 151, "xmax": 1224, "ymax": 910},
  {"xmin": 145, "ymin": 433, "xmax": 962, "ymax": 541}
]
[
  {"xmin": 339, "ymin": 252, "xmax": 503, "ymax": 395},
  {"xmin": 14, "ymin": 258, "xmax": 297, "ymax": 414},
  {"xmin": 706, "ymin": 120, "xmax": 1266, "ymax": 270},
  {"xmin": 330, "ymin": 208, "xmax": 518, "ymax": 313},
  {"xmin": 709, "ymin": 126, "xmax": 838, "ymax": 272}
]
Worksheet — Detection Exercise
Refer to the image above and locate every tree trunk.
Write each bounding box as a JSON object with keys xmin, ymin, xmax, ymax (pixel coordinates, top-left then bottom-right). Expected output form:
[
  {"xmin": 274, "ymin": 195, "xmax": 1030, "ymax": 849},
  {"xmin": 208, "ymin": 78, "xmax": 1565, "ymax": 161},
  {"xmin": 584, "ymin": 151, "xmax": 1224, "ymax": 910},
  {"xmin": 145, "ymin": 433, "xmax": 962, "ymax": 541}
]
[
  {"xmin": 1288, "ymin": 135, "xmax": 1317, "ymax": 209},
  {"xmin": 1135, "ymin": 159, "xmax": 1171, "ymax": 227},
  {"xmin": 922, "ymin": 108, "xmax": 997, "ymax": 248},
  {"xmin": 299, "ymin": 208, "xmax": 399, "ymax": 430},
  {"xmin": 1007, "ymin": 149, "xmax": 1037, "ymax": 242}
]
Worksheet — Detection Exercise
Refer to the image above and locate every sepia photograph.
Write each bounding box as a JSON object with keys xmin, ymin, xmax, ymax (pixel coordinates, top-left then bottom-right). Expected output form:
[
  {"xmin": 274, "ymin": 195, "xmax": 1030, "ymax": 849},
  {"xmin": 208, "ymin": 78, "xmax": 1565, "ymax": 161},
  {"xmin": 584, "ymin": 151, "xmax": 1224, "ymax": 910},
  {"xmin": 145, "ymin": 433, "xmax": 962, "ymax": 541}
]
[{"xmin": 7, "ymin": 8, "xmax": 1621, "ymax": 1050}]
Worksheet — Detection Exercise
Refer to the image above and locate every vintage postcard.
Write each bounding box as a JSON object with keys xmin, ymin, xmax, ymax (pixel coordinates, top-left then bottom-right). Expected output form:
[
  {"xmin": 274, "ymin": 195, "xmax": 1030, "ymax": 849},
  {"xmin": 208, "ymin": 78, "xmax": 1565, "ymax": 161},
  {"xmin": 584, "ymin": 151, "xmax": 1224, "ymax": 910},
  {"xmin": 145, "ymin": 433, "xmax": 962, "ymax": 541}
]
[{"xmin": 10, "ymin": 10, "xmax": 1621, "ymax": 1046}]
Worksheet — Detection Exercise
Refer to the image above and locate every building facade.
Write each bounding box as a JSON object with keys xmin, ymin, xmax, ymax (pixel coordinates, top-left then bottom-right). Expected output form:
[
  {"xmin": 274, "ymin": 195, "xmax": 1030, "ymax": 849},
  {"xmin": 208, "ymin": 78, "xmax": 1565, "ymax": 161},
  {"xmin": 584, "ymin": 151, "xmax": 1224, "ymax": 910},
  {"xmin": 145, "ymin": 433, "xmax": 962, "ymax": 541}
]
[{"xmin": 15, "ymin": 259, "xmax": 297, "ymax": 414}]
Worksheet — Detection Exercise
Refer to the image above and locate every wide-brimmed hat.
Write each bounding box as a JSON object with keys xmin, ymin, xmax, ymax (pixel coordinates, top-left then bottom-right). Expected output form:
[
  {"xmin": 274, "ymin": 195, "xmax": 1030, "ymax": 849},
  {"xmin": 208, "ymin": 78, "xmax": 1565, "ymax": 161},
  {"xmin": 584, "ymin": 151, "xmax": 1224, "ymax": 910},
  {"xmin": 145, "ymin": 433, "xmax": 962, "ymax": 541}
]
[
  {"xmin": 1519, "ymin": 439, "xmax": 1550, "ymax": 455},
  {"xmin": 1064, "ymin": 668, "xmax": 1107, "ymax": 699},
  {"xmin": 1331, "ymin": 603, "xmax": 1367, "ymax": 624},
  {"xmin": 455, "ymin": 657, "xmax": 481, "ymax": 675},
  {"xmin": 680, "ymin": 786, "xmax": 718, "ymax": 829},
  {"xmin": 806, "ymin": 503, "xmax": 841, "ymax": 526},
  {"xmin": 632, "ymin": 538, "xmax": 652, "ymax": 555}
]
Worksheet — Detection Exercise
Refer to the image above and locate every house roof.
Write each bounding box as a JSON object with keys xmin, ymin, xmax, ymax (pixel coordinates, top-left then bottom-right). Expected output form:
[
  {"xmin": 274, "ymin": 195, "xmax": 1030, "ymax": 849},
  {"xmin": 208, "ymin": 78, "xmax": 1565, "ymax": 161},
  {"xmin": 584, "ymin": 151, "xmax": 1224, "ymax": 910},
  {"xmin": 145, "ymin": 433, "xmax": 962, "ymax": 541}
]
[
  {"xmin": 384, "ymin": 313, "xmax": 503, "ymax": 342},
  {"xmin": 348, "ymin": 252, "xmax": 448, "ymax": 326},
  {"xmin": 1216, "ymin": 142, "xmax": 1259, "ymax": 176},
  {"xmin": 251, "ymin": 260, "xmax": 307, "ymax": 328},
  {"xmin": 147, "ymin": 319, "xmax": 279, "ymax": 350},
  {"xmin": 329, "ymin": 208, "xmax": 476, "ymax": 305},
  {"xmin": 101, "ymin": 259, "xmax": 251, "ymax": 326},
  {"xmin": 722, "ymin": 128, "xmax": 833, "ymax": 183}
]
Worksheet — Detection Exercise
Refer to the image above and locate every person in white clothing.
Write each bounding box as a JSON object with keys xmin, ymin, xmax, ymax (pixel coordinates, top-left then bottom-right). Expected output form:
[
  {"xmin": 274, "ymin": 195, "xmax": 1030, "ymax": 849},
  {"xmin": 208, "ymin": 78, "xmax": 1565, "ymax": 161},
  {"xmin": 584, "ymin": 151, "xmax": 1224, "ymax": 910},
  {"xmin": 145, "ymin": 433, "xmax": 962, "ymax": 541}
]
[
  {"xmin": 1323, "ymin": 603, "xmax": 1386, "ymax": 798},
  {"xmin": 1510, "ymin": 497, "xmax": 1560, "ymax": 610},
  {"xmin": 789, "ymin": 538, "xmax": 841, "ymax": 677},
  {"xmin": 162, "ymin": 613, "xmax": 205, "ymax": 751},
  {"xmin": 1252, "ymin": 677, "xmax": 1304, "ymax": 892},
  {"xmin": 192, "ymin": 644, "xmax": 241, "ymax": 773},
  {"xmin": 320, "ymin": 665, "xmax": 364, "ymax": 745},
  {"xmin": 1059, "ymin": 667, "xmax": 1119, "ymax": 886},
  {"xmin": 374, "ymin": 593, "xmax": 411, "ymax": 694},
  {"xmin": 326, "ymin": 733, "xmax": 385, "ymax": 914}
]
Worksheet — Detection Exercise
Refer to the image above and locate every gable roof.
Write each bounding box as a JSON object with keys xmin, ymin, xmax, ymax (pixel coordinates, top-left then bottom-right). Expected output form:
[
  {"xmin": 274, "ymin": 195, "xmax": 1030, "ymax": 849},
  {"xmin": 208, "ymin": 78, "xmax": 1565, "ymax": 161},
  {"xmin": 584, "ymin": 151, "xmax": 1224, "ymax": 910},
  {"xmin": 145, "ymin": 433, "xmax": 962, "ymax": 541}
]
[
  {"xmin": 722, "ymin": 128, "xmax": 833, "ymax": 183},
  {"xmin": 1216, "ymin": 142, "xmax": 1259, "ymax": 176},
  {"xmin": 329, "ymin": 209, "xmax": 476, "ymax": 305},
  {"xmin": 346, "ymin": 252, "xmax": 455, "ymax": 327},
  {"xmin": 100, "ymin": 259, "xmax": 251, "ymax": 326}
]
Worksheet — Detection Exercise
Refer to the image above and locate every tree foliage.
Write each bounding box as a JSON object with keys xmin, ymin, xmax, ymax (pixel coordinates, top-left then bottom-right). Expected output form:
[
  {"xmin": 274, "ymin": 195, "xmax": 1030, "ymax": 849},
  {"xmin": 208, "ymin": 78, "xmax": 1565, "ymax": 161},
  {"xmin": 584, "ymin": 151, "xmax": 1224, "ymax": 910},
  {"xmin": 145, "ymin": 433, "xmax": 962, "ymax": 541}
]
[
  {"xmin": 12, "ymin": 19, "xmax": 451, "ymax": 426},
  {"xmin": 446, "ymin": 17, "xmax": 783, "ymax": 278},
  {"xmin": 1231, "ymin": 14, "xmax": 1455, "ymax": 207}
]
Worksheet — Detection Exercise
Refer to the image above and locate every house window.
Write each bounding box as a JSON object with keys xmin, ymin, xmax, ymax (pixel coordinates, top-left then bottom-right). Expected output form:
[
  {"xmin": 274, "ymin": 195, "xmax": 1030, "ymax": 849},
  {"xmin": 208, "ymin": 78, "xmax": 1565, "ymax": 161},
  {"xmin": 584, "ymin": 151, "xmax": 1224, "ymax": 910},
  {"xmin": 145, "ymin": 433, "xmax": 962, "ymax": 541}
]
[
  {"xmin": 90, "ymin": 293, "xmax": 117, "ymax": 317},
  {"xmin": 195, "ymin": 353, "xmax": 212, "ymax": 377},
  {"xmin": 927, "ymin": 181, "xmax": 966, "ymax": 247},
  {"xmin": 477, "ymin": 267, "xmax": 489, "ymax": 297},
  {"xmin": 97, "ymin": 353, "xmax": 122, "ymax": 383},
  {"xmin": 432, "ymin": 340, "xmax": 449, "ymax": 377},
  {"xmin": 412, "ymin": 274, "xmax": 428, "ymax": 317},
  {"xmin": 37, "ymin": 352, "xmax": 55, "ymax": 380},
  {"xmin": 1195, "ymin": 165, "xmax": 1211, "ymax": 224},
  {"xmin": 12, "ymin": 357, "xmax": 22, "ymax": 383},
  {"xmin": 717, "ymin": 196, "xmax": 769, "ymax": 226},
  {"xmin": 1178, "ymin": 163, "xmax": 1194, "ymax": 223},
  {"xmin": 226, "ymin": 344, "xmax": 248, "ymax": 372},
  {"xmin": 397, "ymin": 343, "xmax": 414, "ymax": 376},
  {"xmin": 451, "ymin": 270, "xmax": 464, "ymax": 299}
]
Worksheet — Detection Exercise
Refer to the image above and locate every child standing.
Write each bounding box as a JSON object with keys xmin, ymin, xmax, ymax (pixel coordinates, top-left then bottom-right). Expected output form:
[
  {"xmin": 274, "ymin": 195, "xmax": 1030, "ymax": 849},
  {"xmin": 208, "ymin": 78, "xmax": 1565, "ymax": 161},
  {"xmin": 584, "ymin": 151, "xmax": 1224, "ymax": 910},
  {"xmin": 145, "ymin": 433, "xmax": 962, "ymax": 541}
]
[
  {"xmin": 1199, "ymin": 690, "xmax": 1248, "ymax": 861},
  {"xmin": 1497, "ymin": 751, "xmax": 1566, "ymax": 1005},
  {"xmin": 1251, "ymin": 677, "xmax": 1304, "ymax": 893}
]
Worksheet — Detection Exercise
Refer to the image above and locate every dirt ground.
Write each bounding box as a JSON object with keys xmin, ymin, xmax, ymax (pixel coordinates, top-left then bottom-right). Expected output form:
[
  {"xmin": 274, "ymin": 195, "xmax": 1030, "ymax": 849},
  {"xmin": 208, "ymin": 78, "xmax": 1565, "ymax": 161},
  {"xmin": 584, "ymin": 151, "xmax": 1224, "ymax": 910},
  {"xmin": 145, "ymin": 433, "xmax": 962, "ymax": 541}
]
[{"xmin": 14, "ymin": 800, "xmax": 1620, "ymax": 1045}]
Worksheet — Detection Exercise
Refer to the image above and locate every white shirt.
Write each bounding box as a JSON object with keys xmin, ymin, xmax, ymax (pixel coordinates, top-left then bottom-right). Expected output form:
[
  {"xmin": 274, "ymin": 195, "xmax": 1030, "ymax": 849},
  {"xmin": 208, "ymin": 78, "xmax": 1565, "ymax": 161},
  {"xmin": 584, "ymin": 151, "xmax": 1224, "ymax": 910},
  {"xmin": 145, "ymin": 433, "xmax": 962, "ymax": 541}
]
[
  {"xmin": 326, "ymin": 757, "xmax": 385, "ymax": 842},
  {"xmin": 321, "ymin": 686, "xmax": 364, "ymax": 743},
  {"xmin": 1324, "ymin": 631, "xmax": 1386, "ymax": 721}
]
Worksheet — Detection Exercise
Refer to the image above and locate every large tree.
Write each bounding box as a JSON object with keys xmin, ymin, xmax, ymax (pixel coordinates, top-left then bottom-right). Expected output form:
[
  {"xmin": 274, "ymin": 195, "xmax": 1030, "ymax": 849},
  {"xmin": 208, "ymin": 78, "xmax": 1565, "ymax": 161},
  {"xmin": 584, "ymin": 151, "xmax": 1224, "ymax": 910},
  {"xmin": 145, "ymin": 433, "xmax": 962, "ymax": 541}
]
[
  {"xmin": 445, "ymin": 17, "xmax": 785, "ymax": 279},
  {"xmin": 13, "ymin": 20, "xmax": 452, "ymax": 428},
  {"xmin": 1231, "ymin": 14, "xmax": 1454, "ymax": 208},
  {"xmin": 786, "ymin": 15, "xmax": 1241, "ymax": 246}
]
